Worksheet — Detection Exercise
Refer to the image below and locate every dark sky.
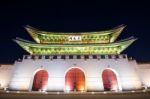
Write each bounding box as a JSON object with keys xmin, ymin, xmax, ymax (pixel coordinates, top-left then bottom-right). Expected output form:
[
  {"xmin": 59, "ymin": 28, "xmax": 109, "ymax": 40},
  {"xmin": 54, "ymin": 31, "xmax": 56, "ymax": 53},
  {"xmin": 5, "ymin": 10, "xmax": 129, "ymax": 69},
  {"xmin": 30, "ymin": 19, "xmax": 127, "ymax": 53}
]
[{"xmin": 0, "ymin": 0, "xmax": 150, "ymax": 63}]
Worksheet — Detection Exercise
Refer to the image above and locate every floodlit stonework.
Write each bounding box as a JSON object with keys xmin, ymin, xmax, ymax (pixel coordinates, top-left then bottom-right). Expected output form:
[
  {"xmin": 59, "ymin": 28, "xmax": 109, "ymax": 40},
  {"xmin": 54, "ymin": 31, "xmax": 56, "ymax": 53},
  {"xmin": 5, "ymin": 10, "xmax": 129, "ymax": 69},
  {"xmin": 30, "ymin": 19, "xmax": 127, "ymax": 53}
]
[{"xmin": 0, "ymin": 25, "xmax": 150, "ymax": 92}]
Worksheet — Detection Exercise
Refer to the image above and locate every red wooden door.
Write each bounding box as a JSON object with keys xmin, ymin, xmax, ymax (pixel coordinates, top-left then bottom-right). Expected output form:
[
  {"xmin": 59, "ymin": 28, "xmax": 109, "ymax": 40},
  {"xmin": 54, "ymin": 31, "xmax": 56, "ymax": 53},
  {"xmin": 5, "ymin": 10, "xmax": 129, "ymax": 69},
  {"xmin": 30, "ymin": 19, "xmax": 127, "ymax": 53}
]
[
  {"xmin": 65, "ymin": 68, "xmax": 85, "ymax": 91},
  {"xmin": 102, "ymin": 69, "xmax": 118, "ymax": 91},
  {"xmin": 32, "ymin": 70, "xmax": 48, "ymax": 91}
]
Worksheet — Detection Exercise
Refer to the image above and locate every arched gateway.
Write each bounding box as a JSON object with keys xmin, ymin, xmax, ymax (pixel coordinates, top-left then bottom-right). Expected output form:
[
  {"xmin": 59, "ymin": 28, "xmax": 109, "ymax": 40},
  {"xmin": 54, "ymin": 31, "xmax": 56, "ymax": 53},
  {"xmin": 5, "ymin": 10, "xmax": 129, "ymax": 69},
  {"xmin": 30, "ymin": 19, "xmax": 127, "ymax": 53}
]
[
  {"xmin": 32, "ymin": 70, "xmax": 48, "ymax": 91},
  {"xmin": 102, "ymin": 69, "xmax": 119, "ymax": 91},
  {"xmin": 9, "ymin": 25, "xmax": 138, "ymax": 92},
  {"xmin": 65, "ymin": 68, "xmax": 85, "ymax": 91}
]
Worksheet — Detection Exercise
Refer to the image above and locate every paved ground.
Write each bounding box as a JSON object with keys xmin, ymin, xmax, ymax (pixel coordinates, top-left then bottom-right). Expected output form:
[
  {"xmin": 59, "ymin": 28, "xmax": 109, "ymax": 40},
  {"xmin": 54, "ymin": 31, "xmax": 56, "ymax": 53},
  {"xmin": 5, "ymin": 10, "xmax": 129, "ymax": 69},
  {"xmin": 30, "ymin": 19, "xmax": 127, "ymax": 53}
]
[{"xmin": 0, "ymin": 90, "xmax": 150, "ymax": 99}]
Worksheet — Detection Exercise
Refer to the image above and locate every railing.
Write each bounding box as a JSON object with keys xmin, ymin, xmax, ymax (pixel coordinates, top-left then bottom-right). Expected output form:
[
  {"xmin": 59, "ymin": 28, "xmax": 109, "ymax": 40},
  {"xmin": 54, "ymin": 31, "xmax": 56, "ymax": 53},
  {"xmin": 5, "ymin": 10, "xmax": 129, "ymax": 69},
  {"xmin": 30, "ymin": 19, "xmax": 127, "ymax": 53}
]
[{"xmin": 23, "ymin": 54, "xmax": 127, "ymax": 60}]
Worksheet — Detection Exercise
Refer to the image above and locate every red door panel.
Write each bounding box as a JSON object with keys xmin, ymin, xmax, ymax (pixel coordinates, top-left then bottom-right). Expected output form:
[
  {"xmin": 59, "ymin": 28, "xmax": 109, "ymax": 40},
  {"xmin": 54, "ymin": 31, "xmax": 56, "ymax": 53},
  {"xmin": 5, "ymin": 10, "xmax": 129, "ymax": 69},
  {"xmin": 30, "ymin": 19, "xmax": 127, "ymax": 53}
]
[
  {"xmin": 32, "ymin": 70, "xmax": 48, "ymax": 91},
  {"xmin": 102, "ymin": 69, "xmax": 118, "ymax": 91},
  {"xmin": 65, "ymin": 68, "xmax": 85, "ymax": 91}
]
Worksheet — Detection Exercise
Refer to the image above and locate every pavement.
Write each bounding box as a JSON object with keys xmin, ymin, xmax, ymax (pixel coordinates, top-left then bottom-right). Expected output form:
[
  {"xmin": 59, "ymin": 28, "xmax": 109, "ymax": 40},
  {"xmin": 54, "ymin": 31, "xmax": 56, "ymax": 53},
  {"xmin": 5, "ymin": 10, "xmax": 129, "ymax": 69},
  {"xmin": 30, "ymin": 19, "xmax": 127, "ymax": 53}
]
[{"xmin": 0, "ymin": 89, "xmax": 150, "ymax": 99}]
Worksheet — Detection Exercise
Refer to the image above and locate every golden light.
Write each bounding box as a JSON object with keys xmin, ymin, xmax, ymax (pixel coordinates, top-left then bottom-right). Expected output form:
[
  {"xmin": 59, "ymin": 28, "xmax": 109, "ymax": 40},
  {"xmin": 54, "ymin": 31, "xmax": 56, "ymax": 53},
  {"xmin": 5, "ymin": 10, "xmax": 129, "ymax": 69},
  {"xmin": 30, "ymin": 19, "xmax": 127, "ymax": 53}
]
[{"xmin": 79, "ymin": 86, "xmax": 84, "ymax": 91}]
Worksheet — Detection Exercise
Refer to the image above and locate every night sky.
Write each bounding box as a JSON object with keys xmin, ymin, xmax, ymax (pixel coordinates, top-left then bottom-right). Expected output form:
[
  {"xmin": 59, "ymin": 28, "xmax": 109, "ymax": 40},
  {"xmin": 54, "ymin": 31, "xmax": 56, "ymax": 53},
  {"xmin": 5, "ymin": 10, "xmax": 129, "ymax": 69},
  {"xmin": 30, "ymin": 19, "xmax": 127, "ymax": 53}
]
[{"xmin": 0, "ymin": 1, "xmax": 150, "ymax": 63}]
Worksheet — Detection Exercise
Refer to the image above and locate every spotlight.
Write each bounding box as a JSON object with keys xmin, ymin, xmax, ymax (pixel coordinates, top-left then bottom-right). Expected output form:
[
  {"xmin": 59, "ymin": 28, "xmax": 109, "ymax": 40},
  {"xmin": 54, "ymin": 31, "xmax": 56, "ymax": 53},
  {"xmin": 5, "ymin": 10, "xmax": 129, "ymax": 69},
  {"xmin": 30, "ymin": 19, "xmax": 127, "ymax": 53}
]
[
  {"xmin": 142, "ymin": 90, "xmax": 146, "ymax": 92},
  {"xmin": 44, "ymin": 91, "xmax": 48, "ymax": 94},
  {"xmin": 131, "ymin": 90, "xmax": 135, "ymax": 93},
  {"xmin": 91, "ymin": 91, "xmax": 95, "ymax": 94},
  {"xmin": 57, "ymin": 92, "xmax": 60, "ymax": 94},
  {"xmin": 103, "ymin": 91, "xmax": 107, "ymax": 94}
]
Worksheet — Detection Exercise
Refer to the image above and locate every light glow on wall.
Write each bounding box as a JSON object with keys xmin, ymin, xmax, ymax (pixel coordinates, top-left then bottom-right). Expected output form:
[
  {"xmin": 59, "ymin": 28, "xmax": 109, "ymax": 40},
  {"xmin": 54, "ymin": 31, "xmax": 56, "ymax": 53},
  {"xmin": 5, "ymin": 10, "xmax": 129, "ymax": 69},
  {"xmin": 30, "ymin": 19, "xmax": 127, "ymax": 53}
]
[{"xmin": 0, "ymin": 81, "xmax": 5, "ymax": 88}]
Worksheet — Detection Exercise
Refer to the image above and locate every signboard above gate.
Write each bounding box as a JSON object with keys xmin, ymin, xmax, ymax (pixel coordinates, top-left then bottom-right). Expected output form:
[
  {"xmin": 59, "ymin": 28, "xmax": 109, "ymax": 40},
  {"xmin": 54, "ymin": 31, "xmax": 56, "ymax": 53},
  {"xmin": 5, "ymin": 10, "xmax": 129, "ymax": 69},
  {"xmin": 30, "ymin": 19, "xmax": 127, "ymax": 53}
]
[{"xmin": 68, "ymin": 36, "xmax": 82, "ymax": 41}]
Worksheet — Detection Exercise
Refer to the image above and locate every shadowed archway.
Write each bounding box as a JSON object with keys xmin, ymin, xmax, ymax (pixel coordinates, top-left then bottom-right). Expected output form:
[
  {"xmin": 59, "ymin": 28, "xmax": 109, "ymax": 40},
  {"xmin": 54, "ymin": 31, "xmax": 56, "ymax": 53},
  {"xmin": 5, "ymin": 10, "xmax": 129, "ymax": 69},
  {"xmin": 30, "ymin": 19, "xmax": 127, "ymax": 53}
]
[
  {"xmin": 102, "ymin": 69, "xmax": 119, "ymax": 91},
  {"xmin": 32, "ymin": 70, "xmax": 48, "ymax": 91}
]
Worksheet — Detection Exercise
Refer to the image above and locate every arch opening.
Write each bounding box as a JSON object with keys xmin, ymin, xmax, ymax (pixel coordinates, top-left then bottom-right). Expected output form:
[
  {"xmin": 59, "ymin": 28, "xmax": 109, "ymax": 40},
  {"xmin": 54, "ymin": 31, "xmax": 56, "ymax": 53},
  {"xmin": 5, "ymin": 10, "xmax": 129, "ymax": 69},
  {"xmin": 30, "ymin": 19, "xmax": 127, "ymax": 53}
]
[
  {"xmin": 102, "ymin": 69, "xmax": 119, "ymax": 91},
  {"xmin": 65, "ymin": 68, "xmax": 85, "ymax": 92},
  {"xmin": 32, "ymin": 70, "xmax": 48, "ymax": 91}
]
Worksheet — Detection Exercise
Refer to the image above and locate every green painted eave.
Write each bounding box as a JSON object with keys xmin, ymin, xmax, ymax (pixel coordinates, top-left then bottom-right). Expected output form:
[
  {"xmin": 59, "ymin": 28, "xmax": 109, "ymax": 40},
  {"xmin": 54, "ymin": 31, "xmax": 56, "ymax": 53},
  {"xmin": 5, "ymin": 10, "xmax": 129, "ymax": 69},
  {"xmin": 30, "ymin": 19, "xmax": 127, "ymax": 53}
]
[
  {"xmin": 14, "ymin": 37, "xmax": 136, "ymax": 55},
  {"xmin": 25, "ymin": 25, "xmax": 125, "ymax": 44}
]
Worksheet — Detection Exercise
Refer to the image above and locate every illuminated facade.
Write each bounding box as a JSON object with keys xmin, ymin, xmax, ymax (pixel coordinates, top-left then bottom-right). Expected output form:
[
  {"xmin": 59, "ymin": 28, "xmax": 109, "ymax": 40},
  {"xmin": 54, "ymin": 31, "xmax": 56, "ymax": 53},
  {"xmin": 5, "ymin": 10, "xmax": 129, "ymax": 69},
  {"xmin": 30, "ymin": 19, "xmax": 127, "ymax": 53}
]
[
  {"xmin": 14, "ymin": 25, "xmax": 135, "ymax": 55},
  {"xmin": 0, "ymin": 25, "xmax": 150, "ymax": 92}
]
